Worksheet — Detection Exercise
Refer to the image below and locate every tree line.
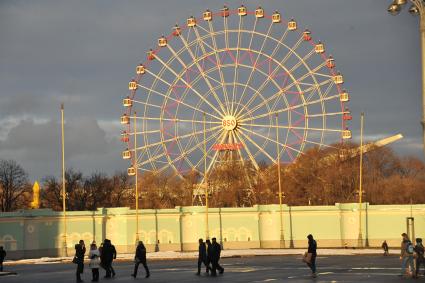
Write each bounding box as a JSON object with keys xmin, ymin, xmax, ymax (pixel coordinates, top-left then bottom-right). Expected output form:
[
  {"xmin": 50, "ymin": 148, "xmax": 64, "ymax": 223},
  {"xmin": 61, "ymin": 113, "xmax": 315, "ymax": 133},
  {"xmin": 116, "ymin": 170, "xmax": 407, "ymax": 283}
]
[{"xmin": 0, "ymin": 143, "xmax": 424, "ymax": 212}]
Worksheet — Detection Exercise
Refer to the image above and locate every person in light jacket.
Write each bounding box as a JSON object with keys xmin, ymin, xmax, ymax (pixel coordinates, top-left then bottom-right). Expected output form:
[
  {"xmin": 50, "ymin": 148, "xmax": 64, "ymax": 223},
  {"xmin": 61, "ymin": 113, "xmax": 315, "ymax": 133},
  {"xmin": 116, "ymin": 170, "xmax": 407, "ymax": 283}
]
[{"xmin": 88, "ymin": 242, "xmax": 100, "ymax": 282}]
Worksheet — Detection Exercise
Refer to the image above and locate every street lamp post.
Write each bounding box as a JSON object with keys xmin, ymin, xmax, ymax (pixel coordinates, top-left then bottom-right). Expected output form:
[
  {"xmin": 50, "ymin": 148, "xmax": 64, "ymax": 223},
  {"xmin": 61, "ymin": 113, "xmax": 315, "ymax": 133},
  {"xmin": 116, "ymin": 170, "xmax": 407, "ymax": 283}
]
[
  {"xmin": 60, "ymin": 103, "xmax": 68, "ymax": 257},
  {"xmin": 275, "ymin": 114, "xmax": 285, "ymax": 248},
  {"xmin": 134, "ymin": 112, "xmax": 140, "ymax": 244},
  {"xmin": 387, "ymin": 0, "xmax": 425, "ymax": 158}
]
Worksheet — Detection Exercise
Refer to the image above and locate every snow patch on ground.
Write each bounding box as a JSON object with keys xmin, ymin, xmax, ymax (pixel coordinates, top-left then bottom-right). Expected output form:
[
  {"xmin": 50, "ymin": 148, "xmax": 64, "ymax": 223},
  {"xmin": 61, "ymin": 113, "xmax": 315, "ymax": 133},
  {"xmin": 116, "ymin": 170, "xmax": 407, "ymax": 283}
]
[{"xmin": 3, "ymin": 249, "xmax": 397, "ymax": 265}]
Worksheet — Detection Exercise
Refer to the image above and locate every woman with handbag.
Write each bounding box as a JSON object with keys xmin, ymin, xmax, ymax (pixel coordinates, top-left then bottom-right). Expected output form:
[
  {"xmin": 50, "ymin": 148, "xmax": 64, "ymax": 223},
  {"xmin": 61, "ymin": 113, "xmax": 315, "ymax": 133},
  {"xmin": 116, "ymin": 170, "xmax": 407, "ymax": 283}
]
[
  {"xmin": 88, "ymin": 242, "xmax": 101, "ymax": 282},
  {"xmin": 306, "ymin": 234, "xmax": 317, "ymax": 278}
]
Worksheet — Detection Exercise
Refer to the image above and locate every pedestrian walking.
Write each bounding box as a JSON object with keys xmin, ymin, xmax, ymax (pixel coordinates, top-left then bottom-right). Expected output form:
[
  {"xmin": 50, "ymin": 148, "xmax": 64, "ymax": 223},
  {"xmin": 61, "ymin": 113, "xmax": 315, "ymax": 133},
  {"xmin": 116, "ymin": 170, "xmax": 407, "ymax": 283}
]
[
  {"xmin": 88, "ymin": 242, "xmax": 100, "ymax": 282},
  {"xmin": 74, "ymin": 240, "xmax": 86, "ymax": 283},
  {"xmin": 414, "ymin": 238, "xmax": 425, "ymax": 278},
  {"xmin": 382, "ymin": 240, "xmax": 389, "ymax": 256},
  {"xmin": 131, "ymin": 241, "xmax": 150, "ymax": 278},
  {"xmin": 400, "ymin": 233, "xmax": 415, "ymax": 277},
  {"xmin": 0, "ymin": 246, "xmax": 6, "ymax": 272},
  {"xmin": 211, "ymin": 237, "xmax": 224, "ymax": 276},
  {"xmin": 196, "ymin": 238, "xmax": 210, "ymax": 275},
  {"xmin": 304, "ymin": 234, "xmax": 317, "ymax": 278},
  {"xmin": 109, "ymin": 240, "xmax": 117, "ymax": 277},
  {"xmin": 206, "ymin": 239, "xmax": 213, "ymax": 275},
  {"xmin": 100, "ymin": 239, "xmax": 115, "ymax": 278}
]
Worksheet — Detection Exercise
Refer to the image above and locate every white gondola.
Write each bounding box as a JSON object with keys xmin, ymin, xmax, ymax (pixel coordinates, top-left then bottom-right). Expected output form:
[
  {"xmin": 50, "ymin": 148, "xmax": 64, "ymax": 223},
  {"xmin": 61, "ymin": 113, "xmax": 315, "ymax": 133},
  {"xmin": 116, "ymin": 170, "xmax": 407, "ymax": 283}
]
[
  {"xmin": 255, "ymin": 7, "xmax": 264, "ymax": 18},
  {"xmin": 128, "ymin": 80, "xmax": 137, "ymax": 91},
  {"xmin": 238, "ymin": 5, "xmax": 247, "ymax": 16},
  {"xmin": 315, "ymin": 42, "xmax": 325, "ymax": 54},
  {"xmin": 342, "ymin": 129, "xmax": 352, "ymax": 139},
  {"xmin": 333, "ymin": 73, "xmax": 344, "ymax": 85},
  {"xmin": 136, "ymin": 64, "xmax": 145, "ymax": 75},
  {"xmin": 272, "ymin": 11, "xmax": 281, "ymax": 23},
  {"xmin": 121, "ymin": 114, "xmax": 130, "ymax": 124},
  {"xmin": 127, "ymin": 167, "xmax": 136, "ymax": 176},
  {"xmin": 288, "ymin": 19, "xmax": 297, "ymax": 31},
  {"xmin": 340, "ymin": 90, "xmax": 350, "ymax": 102},
  {"xmin": 122, "ymin": 150, "xmax": 131, "ymax": 159},
  {"xmin": 123, "ymin": 97, "xmax": 132, "ymax": 107},
  {"xmin": 203, "ymin": 10, "xmax": 212, "ymax": 21},
  {"xmin": 187, "ymin": 16, "xmax": 196, "ymax": 27},
  {"xmin": 158, "ymin": 36, "xmax": 167, "ymax": 47}
]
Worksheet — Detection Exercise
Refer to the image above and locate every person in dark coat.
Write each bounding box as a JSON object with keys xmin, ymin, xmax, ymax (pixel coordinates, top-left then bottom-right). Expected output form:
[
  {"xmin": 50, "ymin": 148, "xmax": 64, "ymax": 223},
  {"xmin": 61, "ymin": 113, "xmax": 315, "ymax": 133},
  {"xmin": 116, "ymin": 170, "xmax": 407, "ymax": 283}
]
[
  {"xmin": 414, "ymin": 238, "xmax": 425, "ymax": 278},
  {"xmin": 100, "ymin": 239, "xmax": 116, "ymax": 278},
  {"xmin": 74, "ymin": 240, "xmax": 86, "ymax": 283},
  {"xmin": 211, "ymin": 237, "xmax": 224, "ymax": 276},
  {"xmin": 196, "ymin": 238, "xmax": 209, "ymax": 275},
  {"xmin": 0, "ymin": 246, "xmax": 6, "ymax": 272},
  {"xmin": 382, "ymin": 240, "xmax": 389, "ymax": 256},
  {"xmin": 307, "ymin": 234, "xmax": 317, "ymax": 278},
  {"xmin": 110, "ymin": 240, "xmax": 117, "ymax": 277},
  {"xmin": 206, "ymin": 239, "xmax": 213, "ymax": 275},
  {"xmin": 131, "ymin": 241, "xmax": 150, "ymax": 278}
]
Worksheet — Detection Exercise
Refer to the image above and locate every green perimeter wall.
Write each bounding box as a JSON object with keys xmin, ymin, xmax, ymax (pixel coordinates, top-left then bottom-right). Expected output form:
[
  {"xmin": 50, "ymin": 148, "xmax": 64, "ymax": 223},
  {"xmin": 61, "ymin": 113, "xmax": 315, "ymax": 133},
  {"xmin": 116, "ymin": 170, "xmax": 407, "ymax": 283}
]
[{"xmin": 0, "ymin": 203, "xmax": 424, "ymax": 259}]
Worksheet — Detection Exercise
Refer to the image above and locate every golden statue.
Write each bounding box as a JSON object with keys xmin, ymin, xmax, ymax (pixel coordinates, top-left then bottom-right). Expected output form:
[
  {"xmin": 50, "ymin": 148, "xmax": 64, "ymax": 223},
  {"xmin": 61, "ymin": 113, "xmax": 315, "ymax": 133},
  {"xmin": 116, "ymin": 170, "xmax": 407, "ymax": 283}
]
[{"xmin": 30, "ymin": 181, "xmax": 40, "ymax": 209}]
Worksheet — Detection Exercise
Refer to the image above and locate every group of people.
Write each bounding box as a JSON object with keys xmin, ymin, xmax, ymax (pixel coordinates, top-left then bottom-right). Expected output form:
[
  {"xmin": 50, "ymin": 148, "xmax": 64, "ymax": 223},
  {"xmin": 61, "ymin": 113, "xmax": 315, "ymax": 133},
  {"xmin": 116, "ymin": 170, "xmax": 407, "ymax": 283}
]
[
  {"xmin": 74, "ymin": 239, "xmax": 117, "ymax": 282},
  {"xmin": 400, "ymin": 233, "xmax": 425, "ymax": 278},
  {"xmin": 197, "ymin": 237, "xmax": 224, "ymax": 276}
]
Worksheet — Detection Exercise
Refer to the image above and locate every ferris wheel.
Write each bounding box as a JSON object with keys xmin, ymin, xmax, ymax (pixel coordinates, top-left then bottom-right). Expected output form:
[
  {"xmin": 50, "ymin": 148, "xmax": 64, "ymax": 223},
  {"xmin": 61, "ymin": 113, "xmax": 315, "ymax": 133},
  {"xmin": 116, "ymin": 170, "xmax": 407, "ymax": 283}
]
[{"xmin": 121, "ymin": 5, "xmax": 352, "ymax": 179}]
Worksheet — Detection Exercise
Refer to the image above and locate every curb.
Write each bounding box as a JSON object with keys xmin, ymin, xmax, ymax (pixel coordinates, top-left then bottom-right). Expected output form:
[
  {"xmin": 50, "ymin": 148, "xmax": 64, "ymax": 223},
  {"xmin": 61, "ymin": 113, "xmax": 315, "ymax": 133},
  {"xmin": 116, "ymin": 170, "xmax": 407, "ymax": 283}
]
[{"xmin": 0, "ymin": 272, "xmax": 17, "ymax": 277}]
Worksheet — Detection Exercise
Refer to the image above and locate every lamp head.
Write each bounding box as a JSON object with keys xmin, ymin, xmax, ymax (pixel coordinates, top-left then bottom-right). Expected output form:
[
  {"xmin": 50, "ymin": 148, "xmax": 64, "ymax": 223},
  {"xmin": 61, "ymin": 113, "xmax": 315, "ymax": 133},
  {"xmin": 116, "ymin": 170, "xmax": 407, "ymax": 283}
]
[
  {"xmin": 387, "ymin": 3, "xmax": 401, "ymax": 15},
  {"xmin": 409, "ymin": 4, "xmax": 420, "ymax": 15},
  {"xmin": 394, "ymin": 0, "xmax": 407, "ymax": 5}
]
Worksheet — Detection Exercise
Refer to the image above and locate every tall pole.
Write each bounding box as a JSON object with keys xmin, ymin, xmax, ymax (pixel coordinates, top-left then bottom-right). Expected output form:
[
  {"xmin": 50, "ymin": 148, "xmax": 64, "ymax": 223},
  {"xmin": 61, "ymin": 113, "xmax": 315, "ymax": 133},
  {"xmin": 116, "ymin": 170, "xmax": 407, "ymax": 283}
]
[
  {"xmin": 276, "ymin": 114, "xmax": 285, "ymax": 248},
  {"xmin": 420, "ymin": 12, "xmax": 425, "ymax": 158},
  {"xmin": 61, "ymin": 103, "xmax": 68, "ymax": 257},
  {"xmin": 203, "ymin": 113, "xmax": 209, "ymax": 240},
  {"xmin": 134, "ymin": 112, "xmax": 139, "ymax": 244},
  {"xmin": 387, "ymin": 1, "xmax": 425, "ymax": 157},
  {"xmin": 358, "ymin": 112, "xmax": 364, "ymax": 248}
]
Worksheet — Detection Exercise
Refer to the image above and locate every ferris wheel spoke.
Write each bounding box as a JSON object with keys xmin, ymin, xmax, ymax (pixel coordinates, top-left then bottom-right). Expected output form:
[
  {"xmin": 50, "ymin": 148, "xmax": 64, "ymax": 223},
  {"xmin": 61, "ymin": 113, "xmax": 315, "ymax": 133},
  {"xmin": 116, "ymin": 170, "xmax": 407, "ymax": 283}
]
[
  {"xmin": 239, "ymin": 125, "xmax": 303, "ymax": 156},
  {"xmin": 154, "ymin": 53, "xmax": 224, "ymax": 117},
  {"xmin": 181, "ymin": 27, "xmax": 228, "ymax": 115},
  {"xmin": 234, "ymin": 21, "xmax": 274, "ymax": 116},
  {"xmin": 158, "ymin": 128, "xmax": 224, "ymax": 176},
  {"xmin": 135, "ymin": 124, "xmax": 221, "ymax": 152},
  {"xmin": 236, "ymin": 128, "xmax": 276, "ymax": 164},
  {"xmin": 235, "ymin": 35, "xmax": 305, "ymax": 118},
  {"xmin": 239, "ymin": 77, "xmax": 333, "ymax": 122},
  {"xmin": 233, "ymin": 130, "xmax": 260, "ymax": 170},
  {"xmin": 207, "ymin": 21, "xmax": 231, "ymax": 114},
  {"xmin": 238, "ymin": 122, "xmax": 343, "ymax": 133},
  {"xmin": 136, "ymin": 84, "xmax": 221, "ymax": 121},
  {"xmin": 230, "ymin": 14, "xmax": 243, "ymax": 115},
  {"xmin": 131, "ymin": 99, "xmax": 162, "ymax": 109},
  {"xmin": 140, "ymin": 116, "xmax": 221, "ymax": 125},
  {"xmin": 306, "ymin": 111, "xmax": 346, "ymax": 118},
  {"xmin": 192, "ymin": 130, "xmax": 227, "ymax": 177},
  {"xmin": 203, "ymin": 130, "xmax": 228, "ymax": 179}
]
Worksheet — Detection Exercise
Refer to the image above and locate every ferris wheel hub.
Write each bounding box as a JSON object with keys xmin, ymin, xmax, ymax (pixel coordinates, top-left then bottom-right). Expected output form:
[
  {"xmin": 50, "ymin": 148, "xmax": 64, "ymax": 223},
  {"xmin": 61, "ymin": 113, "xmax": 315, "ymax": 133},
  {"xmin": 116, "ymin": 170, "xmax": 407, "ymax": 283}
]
[{"xmin": 222, "ymin": 115, "xmax": 237, "ymax": 131}]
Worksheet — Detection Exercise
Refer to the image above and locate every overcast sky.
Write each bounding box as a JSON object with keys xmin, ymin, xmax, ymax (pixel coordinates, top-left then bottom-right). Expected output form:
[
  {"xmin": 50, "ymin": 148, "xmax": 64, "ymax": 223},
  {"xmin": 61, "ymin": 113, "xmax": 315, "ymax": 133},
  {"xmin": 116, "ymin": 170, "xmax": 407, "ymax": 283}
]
[{"xmin": 0, "ymin": 0, "xmax": 423, "ymax": 182}]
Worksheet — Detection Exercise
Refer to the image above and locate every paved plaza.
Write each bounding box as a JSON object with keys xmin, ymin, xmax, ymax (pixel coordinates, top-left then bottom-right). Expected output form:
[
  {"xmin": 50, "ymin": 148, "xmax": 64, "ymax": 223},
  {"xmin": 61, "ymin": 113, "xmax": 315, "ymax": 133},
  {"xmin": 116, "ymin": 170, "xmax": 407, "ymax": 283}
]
[{"xmin": 0, "ymin": 254, "xmax": 413, "ymax": 283}]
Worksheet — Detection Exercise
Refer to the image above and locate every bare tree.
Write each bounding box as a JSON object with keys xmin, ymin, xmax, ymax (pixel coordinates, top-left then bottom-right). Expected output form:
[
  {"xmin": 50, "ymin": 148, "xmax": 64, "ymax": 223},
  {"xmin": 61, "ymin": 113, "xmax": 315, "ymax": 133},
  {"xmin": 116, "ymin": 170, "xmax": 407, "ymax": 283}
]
[{"xmin": 0, "ymin": 159, "xmax": 30, "ymax": 212}]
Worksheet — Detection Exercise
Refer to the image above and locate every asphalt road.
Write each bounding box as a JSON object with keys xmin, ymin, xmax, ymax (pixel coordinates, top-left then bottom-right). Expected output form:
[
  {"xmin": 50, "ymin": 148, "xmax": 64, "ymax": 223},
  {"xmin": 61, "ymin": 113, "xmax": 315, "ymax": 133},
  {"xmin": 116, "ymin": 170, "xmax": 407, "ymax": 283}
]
[{"xmin": 1, "ymin": 255, "xmax": 412, "ymax": 283}]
